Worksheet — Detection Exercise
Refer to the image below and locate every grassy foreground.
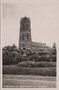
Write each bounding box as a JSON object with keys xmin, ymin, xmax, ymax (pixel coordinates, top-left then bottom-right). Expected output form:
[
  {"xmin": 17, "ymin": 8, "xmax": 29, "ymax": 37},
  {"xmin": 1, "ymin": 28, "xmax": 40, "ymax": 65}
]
[
  {"xmin": 3, "ymin": 75, "xmax": 56, "ymax": 88},
  {"xmin": 3, "ymin": 65, "xmax": 56, "ymax": 76}
]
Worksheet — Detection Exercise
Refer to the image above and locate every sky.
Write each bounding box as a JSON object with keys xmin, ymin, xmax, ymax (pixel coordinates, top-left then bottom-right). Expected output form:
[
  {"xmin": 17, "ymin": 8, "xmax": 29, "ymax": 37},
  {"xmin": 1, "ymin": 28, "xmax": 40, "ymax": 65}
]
[{"xmin": 2, "ymin": 0, "xmax": 59, "ymax": 48}]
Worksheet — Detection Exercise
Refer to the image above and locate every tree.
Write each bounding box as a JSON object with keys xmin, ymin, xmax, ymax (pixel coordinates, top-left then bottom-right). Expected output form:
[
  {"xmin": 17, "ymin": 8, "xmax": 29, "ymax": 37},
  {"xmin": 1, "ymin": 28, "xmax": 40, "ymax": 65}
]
[
  {"xmin": 52, "ymin": 42, "xmax": 56, "ymax": 55},
  {"xmin": 52, "ymin": 42, "xmax": 57, "ymax": 62},
  {"xmin": 2, "ymin": 45, "xmax": 18, "ymax": 65}
]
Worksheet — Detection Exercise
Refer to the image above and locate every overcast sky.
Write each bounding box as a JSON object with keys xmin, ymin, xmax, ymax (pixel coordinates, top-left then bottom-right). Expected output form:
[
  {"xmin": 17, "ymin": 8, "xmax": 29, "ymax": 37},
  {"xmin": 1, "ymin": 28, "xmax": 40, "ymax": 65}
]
[{"xmin": 2, "ymin": 0, "xmax": 59, "ymax": 48}]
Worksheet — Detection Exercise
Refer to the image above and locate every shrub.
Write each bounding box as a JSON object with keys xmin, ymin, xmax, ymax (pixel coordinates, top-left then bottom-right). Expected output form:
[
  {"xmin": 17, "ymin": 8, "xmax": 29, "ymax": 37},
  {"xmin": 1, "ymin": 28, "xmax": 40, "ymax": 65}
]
[
  {"xmin": 52, "ymin": 55, "xmax": 56, "ymax": 62},
  {"xmin": 17, "ymin": 61, "xmax": 56, "ymax": 67},
  {"xmin": 3, "ymin": 65, "xmax": 56, "ymax": 76},
  {"xmin": 15, "ymin": 54, "xmax": 30, "ymax": 64},
  {"xmin": 38, "ymin": 56, "xmax": 50, "ymax": 62},
  {"xmin": 2, "ymin": 51, "xmax": 16, "ymax": 65}
]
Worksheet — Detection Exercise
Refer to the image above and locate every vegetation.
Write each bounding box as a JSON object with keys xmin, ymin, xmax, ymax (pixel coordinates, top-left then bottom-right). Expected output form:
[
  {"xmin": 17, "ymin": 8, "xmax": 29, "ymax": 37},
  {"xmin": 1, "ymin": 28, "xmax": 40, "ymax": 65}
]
[
  {"xmin": 2, "ymin": 43, "xmax": 56, "ymax": 76},
  {"xmin": 2, "ymin": 43, "xmax": 57, "ymax": 65},
  {"xmin": 17, "ymin": 61, "xmax": 56, "ymax": 67},
  {"xmin": 3, "ymin": 65, "xmax": 56, "ymax": 76}
]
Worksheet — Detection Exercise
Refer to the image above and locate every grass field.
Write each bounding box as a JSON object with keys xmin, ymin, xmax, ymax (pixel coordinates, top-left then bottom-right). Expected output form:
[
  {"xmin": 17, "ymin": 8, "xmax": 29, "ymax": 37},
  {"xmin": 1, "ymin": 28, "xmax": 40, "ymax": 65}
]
[
  {"xmin": 3, "ymin": 65, "xmax": 56, "ymax": 76},
  {"xmin": 3, "ymin": 75, "xmax": 56, "ymax": 88},
  {"xmin": 3, "ymin": 64, "xmax": 56, "ymax": 88}
]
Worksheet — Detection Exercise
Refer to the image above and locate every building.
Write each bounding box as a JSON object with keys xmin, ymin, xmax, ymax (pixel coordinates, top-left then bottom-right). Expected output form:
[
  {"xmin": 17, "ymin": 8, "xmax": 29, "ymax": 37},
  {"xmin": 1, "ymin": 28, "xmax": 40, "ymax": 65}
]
[
  {"xmin": 19, "ymin": 16, "xmax": 52, "ymax": 54},
  {"xmin": 19, "ymin": 16, "xmax": 32, "ymax": 49}
]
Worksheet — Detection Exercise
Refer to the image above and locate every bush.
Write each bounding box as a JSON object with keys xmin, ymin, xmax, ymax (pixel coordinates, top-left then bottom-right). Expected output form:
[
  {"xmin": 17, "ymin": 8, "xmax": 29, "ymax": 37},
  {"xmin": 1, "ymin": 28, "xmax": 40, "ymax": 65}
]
[
  {"xmin": 52, "ymin": 55, "xmax": 56, "ymax": 62},
  {"xmin": 2, "ymin": 51, "xmax": 16, "ymax": 65},
  {"xmin": 17, "ymin": 61, "xmax": 56, "ymax": 67},
  {"xmin": 38, "ymin": 55, "xmax": 50, "ymax": 62},
  {"xmin": 3, "ymin": 65, "xmax": 56, "ymax": 76},
  {"xmin": 15, "ymin": 54, "xmax": 30, "ymax": 64},
  {"xmin": 2, "ymin": 45, "xmax": 20, "ymax": 65}
]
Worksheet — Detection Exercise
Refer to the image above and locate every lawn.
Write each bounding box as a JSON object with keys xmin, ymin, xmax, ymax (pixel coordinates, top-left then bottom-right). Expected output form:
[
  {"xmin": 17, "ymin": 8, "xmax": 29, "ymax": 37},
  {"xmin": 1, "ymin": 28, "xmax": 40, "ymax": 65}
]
[{"xmin": 3, "ymin": 75, "xmax": 56, "ymax": 88}]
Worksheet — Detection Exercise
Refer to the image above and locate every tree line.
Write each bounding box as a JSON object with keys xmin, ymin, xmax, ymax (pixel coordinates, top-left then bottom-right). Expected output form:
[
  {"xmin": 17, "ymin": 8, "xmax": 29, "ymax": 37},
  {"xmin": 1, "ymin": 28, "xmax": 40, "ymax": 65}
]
[{"xmin": 2, "ymin": 43, "xmax": 56, "ymax": 65}]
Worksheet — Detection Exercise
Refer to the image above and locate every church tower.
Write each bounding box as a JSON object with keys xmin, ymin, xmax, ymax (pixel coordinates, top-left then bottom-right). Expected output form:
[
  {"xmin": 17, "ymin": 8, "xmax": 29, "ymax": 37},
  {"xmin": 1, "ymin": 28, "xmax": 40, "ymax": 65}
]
[{"xmin": 19, "ymin": 16, "xmax": 32, "ymax": 49}]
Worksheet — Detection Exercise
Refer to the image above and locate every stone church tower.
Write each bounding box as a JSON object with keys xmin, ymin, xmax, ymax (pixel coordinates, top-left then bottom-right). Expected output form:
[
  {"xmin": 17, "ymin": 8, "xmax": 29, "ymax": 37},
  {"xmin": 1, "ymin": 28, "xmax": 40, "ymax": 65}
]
[{"xmin": 19, "ymin": 16, "xmax": 32, "ymax": 49}]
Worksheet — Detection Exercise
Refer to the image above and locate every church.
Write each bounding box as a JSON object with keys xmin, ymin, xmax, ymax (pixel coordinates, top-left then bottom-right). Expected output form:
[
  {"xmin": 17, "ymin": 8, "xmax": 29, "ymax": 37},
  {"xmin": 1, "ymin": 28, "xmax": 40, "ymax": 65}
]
[{"xmin": 19, "ymin": 16, "xmax": 52, "ymax": 54}]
